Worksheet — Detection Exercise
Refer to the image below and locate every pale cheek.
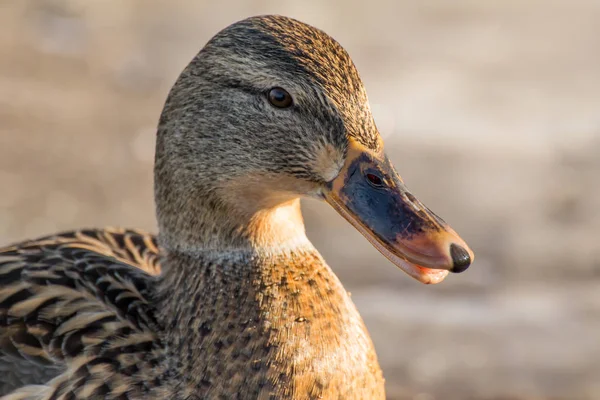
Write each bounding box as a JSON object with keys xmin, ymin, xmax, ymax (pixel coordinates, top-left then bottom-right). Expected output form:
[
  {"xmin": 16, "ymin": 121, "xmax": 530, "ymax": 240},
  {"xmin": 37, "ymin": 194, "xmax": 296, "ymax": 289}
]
[{"xmin": 313, "ymin": 143, "xmax": 344, "ymax": 182}]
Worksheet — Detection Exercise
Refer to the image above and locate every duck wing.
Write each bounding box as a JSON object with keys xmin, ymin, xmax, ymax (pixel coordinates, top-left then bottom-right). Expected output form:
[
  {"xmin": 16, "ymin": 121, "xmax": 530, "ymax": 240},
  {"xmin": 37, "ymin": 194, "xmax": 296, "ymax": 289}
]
[{"xmin": 0, "ymin": 229, "xmax": 162, "ymax": 398}]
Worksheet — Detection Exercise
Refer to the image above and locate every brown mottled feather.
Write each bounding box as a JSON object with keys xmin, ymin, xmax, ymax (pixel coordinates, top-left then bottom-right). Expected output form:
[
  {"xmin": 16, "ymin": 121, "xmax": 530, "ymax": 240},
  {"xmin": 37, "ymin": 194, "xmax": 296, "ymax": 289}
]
[{"xmin": 0, "ymin": 229, "xmax": 162, "ymax": 398}]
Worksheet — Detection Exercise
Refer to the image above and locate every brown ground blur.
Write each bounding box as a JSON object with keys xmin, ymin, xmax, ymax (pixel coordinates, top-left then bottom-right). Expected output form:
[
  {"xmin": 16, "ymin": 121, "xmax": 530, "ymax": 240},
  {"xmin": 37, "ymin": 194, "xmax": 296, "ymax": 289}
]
[{"xmin": 1, "ymin": 1, "xmax": 599, "ymax": 399}]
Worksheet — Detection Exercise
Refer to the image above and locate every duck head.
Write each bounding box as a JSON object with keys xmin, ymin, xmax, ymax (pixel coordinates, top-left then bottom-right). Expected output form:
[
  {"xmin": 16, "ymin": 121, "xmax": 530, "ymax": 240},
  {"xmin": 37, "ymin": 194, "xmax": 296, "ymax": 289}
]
[{"xmin": 155, "ymin": 15, "xmax": 473, "ymax": 284}]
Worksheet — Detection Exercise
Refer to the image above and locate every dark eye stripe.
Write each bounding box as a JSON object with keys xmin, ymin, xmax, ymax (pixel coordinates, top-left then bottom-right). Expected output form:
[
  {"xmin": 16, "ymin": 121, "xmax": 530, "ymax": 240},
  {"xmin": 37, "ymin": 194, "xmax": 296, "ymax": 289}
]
[{"xmin": 268, "ymin": 87, "xmax": 293, "ymax": 108}]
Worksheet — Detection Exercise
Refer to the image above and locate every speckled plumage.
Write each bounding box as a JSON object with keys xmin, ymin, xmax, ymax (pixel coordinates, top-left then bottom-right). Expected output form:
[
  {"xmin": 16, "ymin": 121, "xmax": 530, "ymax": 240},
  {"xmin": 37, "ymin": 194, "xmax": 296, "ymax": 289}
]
[
  {"xmin": 0, "ymin": 229, "xmax": 163, "ymax": 398},
  {"xmin": 0, "ymin": 14, "xmax": 432, "ymax": 399}
]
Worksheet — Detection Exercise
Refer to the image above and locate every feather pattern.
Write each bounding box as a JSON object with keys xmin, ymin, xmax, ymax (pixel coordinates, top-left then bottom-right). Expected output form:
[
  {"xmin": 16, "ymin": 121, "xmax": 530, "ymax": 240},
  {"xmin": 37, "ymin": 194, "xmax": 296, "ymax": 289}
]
[{"xmin": 0, "ymin": 229, "xmax": 163, "ymax": 398}]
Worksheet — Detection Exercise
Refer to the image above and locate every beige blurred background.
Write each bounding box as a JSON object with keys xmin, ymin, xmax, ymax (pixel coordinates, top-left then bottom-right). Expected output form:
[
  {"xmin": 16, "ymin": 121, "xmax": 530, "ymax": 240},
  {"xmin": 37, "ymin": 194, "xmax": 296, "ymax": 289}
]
[{"xmin": 1, "ymin": 1, "xmax": 599, "ymax": 399}]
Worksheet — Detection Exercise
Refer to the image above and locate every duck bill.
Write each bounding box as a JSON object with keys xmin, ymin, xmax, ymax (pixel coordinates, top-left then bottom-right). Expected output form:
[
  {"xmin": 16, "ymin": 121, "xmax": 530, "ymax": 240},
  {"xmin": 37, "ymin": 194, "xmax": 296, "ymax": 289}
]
[{"xmin": 323, "ymin": 140, "xmax": 474, "ymax": 284}]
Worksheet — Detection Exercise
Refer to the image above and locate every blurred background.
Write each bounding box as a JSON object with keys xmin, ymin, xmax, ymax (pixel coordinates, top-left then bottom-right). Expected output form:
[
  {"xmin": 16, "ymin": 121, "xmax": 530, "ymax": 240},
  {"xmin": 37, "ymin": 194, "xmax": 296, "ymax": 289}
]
[{"xmin": 1, "ymin": 1, "xmax": 599, "ymax": 399}]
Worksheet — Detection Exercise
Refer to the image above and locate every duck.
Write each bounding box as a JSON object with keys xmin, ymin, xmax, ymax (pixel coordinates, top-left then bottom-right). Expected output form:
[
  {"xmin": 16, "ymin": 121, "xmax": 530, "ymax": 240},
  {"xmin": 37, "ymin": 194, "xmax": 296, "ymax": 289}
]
[{"xmin": 0, "ymin": 15, "xmax": 473, "ymax": 400}]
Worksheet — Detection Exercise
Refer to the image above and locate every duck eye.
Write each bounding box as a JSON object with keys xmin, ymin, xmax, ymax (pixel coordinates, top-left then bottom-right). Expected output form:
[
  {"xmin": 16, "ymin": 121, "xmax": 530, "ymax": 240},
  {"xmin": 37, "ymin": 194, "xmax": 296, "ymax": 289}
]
[
  {"xmin": 366, "ymin": 172, "xmax": 384, "ymax": 187},
  {"xmin": 267, "ymin": 87, "xmax": 293, "ymax": 108}
]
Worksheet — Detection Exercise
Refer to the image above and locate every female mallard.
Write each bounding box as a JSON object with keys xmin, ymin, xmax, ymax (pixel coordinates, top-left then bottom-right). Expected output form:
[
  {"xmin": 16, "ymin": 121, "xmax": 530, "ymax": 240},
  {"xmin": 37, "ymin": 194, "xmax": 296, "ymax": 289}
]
[{"xmin": 0, "ymin": 15, "xmax": 473, "ymax": 399}]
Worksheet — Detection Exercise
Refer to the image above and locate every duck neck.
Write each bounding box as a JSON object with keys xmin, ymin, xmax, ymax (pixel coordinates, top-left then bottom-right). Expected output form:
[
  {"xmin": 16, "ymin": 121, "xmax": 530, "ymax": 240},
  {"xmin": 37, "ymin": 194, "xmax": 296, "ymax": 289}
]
[
  {"xmin": 152, "ymin": 185, "xmax": 382, "ymax": 395},
  {"xmin": 154, "ymin": 193, "xmax": 321, "ymax": 327},
  {"xmin": 154, "ymin": 243, "xmax": 379, "ymax": 396},
  {"xmin": 156, "ymin": 179, "xmax": 313, "ymax": 254}
]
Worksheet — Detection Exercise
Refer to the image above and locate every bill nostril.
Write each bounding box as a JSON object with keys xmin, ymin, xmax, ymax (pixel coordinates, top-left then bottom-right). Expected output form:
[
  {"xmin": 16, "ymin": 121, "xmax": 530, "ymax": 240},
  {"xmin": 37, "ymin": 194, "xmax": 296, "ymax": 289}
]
[{"xmin": 450, "ymin": 243, "xmax": 471, "ymax": 273}]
